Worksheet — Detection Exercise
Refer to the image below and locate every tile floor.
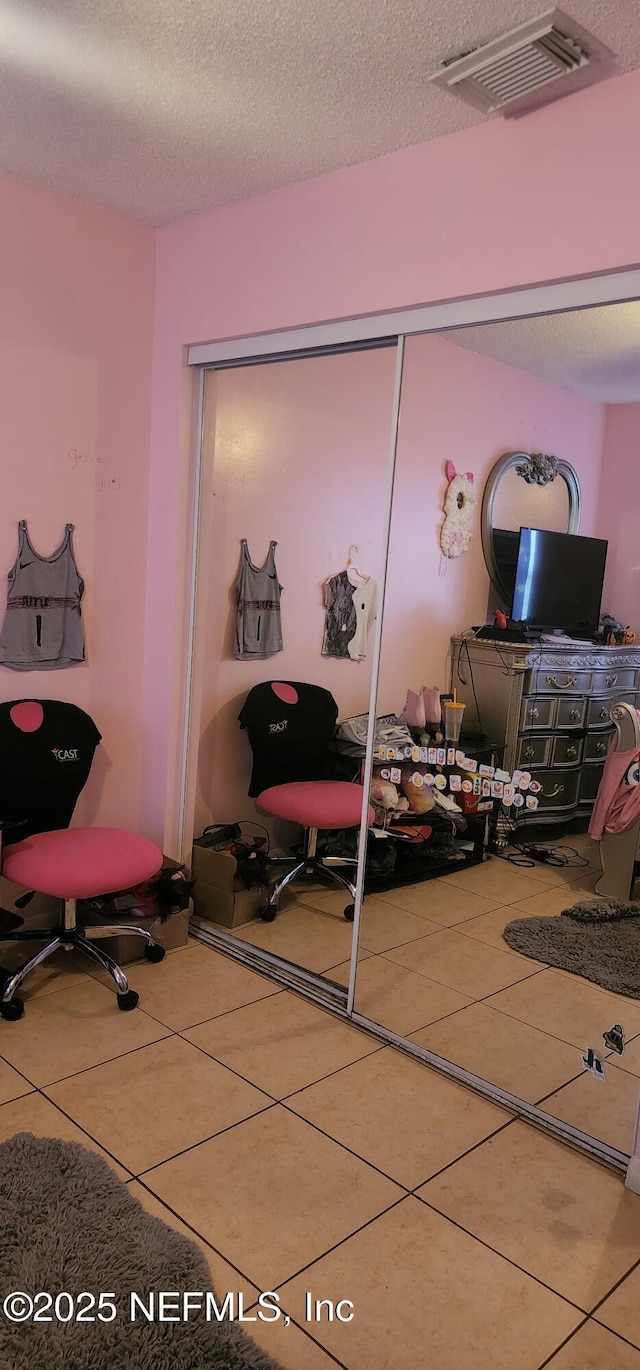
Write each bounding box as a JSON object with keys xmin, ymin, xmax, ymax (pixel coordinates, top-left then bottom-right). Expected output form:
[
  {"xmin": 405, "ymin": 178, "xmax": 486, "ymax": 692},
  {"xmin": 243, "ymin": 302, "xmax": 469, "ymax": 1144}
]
[
  {"xmin": 1, "ymin": 831, "xmax": 640, "ymax": 1367},
  {"xmin": 220, "ymin": 829, "xmax": 640, "ymax": 1156}
]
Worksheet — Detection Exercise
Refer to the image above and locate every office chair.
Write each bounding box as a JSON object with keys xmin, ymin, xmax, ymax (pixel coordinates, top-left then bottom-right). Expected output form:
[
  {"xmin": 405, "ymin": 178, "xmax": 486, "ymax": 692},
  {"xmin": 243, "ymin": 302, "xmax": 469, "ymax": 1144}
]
[
  {"xmin": 0, "ymin": 699, "xmax": 165, "ymax": 1021},
  {"xmin": 238, "ymin": 681, "xmax": 373, "ymax": 922}
]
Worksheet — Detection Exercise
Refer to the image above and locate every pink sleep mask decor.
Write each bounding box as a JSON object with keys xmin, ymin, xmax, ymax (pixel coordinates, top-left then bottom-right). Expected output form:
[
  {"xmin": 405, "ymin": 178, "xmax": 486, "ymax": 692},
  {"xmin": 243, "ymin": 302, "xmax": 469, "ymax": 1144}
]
[{"xmin": 440, "ymin": 460, "xmax": 476, "ymax": 560}]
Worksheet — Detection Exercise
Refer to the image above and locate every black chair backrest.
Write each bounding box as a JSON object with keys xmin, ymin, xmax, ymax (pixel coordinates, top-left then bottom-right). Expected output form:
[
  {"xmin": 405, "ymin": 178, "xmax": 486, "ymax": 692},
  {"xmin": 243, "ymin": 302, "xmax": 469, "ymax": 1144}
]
[
  {"xmin": 0, "ymin": 699, "xmax": 102, "ymax": 844},
  {"xmin": 238, "ymin": 682, "xmax": 339, "ymax": 797}
]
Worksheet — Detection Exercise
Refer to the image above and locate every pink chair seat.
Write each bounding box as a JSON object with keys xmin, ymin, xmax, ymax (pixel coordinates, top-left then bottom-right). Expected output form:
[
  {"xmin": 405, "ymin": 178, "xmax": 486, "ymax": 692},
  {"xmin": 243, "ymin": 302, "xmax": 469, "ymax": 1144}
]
[
  {"xmin": 2, "ymin": 827, "xmax": 162, "ymax": 900},
  {"xmin": 258, "ymin": 781, "xmax": 373, "ymax": 830}
]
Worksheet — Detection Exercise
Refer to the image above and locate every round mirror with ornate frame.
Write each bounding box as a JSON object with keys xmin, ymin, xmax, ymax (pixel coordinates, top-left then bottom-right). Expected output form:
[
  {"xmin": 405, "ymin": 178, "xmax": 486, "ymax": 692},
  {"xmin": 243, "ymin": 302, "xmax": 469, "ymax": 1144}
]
[{"xmin": 481, "ymin": 451, "xmax": 582, "ymax": 604}]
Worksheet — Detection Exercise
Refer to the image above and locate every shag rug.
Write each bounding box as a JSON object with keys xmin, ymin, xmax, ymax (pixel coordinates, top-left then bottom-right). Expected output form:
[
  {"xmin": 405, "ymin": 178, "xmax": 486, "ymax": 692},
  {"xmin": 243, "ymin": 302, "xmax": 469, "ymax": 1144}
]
[
  {"xmin": 503, "ymin": 896, "xmax": 640, "ymax": 998},
  {"xmin": 0, "ymin": 1133, "xmax": 283, "ymax": 1370}
]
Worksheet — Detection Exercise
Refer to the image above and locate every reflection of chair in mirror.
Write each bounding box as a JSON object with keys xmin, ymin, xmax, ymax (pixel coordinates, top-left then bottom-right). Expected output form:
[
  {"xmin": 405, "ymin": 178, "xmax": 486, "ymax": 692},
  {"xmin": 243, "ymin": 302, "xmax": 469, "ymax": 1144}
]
[
  {"xmin": 591, "ymin": 702, "xmax": 640, "ymax": 901},
  {"xmin": 238, "ymin": 681, "xmax": 373, "ymax": 923}
]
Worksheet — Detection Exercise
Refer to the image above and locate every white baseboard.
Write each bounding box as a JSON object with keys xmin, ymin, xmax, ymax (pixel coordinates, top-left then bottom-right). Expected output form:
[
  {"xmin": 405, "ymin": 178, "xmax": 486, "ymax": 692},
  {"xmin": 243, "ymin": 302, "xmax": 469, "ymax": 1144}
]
[{"xmin": 625, "ymin": 1156, "xmax": 640, "ymax": 1195}]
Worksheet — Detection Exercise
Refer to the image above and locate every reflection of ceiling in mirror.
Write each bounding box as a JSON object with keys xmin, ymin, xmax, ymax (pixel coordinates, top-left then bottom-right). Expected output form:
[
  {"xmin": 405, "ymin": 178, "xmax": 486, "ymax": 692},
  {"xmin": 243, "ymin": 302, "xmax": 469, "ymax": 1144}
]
[
  {"xmin": 492, "ymin": 468, "xmax": 570, "ymax": 534},
  {"xmin": 441, "ymin": 302, "xmax": 640, "ymax": 403}
]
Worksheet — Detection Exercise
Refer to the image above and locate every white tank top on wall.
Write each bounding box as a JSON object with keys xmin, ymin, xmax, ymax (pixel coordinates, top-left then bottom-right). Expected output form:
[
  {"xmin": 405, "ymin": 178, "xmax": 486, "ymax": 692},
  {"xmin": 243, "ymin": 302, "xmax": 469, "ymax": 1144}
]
[{"xmin": 0, "ymin": 521, "xmax": 86, "ymax": 671}]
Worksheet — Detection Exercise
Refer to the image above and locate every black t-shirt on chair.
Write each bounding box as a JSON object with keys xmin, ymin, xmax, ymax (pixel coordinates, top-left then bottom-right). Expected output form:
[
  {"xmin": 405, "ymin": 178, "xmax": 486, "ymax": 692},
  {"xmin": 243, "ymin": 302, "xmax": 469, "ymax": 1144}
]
[
  {"xmin": 0, "ymin": 699, "xmax": 102, "ymax": 845},
  {"xmin": 239, "ymin": 682, "xmax": 339, "ymax": 797}
]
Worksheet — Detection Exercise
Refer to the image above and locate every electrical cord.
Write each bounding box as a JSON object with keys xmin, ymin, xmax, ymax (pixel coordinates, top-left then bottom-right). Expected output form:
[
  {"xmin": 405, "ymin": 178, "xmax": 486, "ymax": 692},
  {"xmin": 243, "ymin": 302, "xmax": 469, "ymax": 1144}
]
[{"xmin": 493, "ymin": 840, "xmax": 590, "ymax": 870}]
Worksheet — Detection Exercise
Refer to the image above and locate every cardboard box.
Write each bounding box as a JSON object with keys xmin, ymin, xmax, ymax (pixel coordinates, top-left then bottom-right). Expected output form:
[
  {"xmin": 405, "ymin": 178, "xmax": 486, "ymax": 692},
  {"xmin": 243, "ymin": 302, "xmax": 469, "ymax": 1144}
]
[
  {"xmin": 190, "ymin": 844, "xmax": 265, "ymax": 928},
  {"xmin": 86, "ymin": 903, "xmax": 192, "ymax": 965}
]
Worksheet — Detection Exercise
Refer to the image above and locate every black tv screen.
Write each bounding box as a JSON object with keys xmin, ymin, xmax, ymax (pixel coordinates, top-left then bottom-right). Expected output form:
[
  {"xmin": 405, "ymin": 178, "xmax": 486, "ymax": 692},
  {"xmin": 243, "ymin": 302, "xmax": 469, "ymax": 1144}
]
[{"xmin": 512, "ymin": 528, "xmax": 608, "ymax": 633}]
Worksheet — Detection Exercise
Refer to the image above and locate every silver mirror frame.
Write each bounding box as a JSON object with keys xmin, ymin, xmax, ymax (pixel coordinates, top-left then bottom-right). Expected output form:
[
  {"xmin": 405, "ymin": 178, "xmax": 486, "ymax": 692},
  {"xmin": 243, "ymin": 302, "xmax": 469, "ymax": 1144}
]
[{"xmin": 481, "ymin": 450, "xmax": 582, "ymax": 602}]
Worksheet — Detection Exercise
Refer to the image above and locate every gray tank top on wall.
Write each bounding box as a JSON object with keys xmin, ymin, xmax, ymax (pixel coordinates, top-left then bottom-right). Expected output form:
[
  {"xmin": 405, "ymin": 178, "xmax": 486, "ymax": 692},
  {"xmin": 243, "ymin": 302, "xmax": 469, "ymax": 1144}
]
[
  {"xmin": 0, "ymin": 521, "xmax": 86, "ymax": 671},
  {"xmin": 234, "ymin": 539, "xmax": 283, "ymax": 661}
]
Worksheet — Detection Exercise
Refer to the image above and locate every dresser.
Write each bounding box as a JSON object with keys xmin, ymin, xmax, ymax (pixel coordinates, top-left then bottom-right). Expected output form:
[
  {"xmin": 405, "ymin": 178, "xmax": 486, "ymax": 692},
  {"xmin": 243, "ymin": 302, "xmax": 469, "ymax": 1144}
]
[{"xmin": 451, "ymin": 636, "xmax": 640, "ymax": 824}]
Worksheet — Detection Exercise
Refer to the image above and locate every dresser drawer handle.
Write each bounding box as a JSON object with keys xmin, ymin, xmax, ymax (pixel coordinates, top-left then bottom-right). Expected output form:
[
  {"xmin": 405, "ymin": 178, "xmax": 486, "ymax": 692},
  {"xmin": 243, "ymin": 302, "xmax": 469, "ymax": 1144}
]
[
  {"xmin": 546, "ymin": 675, "xmax": 577, "ymax": 689},
  {"xmin": 523, "ymin": 746, "xmax": 535, "ymax": 761},
  {"xmin": 569, "ymin": 708, "xmax": 581, "ymax": 721},
  {"xmin": 600, "ymin": 706, "xmax": 610, "ymax": 720},
  {"xmin": 529, "ymin": 707, "xmax": 540, "ymax": 720},
  {"xmin": 566, "ymin": 745, "xmax": 578, "ymax": 760},
  {"xmin": 606, "ymin": 674, "xmax": 618, "ymax": 688},
  {"xmin": 596, "ymin": 741, "xmax": 607, "ymax": 755},
  {"xmin": 540, "ymin": 784, "xmax": 565, "ymax": 799}
]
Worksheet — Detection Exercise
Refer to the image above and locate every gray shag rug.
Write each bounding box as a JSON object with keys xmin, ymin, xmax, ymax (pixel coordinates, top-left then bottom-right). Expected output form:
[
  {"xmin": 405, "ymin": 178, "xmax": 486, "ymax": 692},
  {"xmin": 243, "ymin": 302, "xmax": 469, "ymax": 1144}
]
[
  {"xmin": 0, "ymin": 1133, "xmax": 283, "ymax": 1370},
  {"xmin": 503, "ymin": 896, "xmax": 640, "ymax": 998}
]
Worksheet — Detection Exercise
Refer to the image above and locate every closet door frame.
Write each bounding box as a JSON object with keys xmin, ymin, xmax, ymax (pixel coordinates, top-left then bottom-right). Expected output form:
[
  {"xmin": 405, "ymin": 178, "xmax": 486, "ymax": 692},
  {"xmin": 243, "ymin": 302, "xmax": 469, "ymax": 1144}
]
[{"xmin": 178, "ymin": 267, "xmax": 640, "ymax": 1181}]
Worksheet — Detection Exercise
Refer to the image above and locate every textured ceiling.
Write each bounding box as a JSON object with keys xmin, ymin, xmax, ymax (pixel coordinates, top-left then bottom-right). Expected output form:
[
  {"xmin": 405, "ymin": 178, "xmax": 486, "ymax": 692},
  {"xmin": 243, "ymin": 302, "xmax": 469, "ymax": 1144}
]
[
  {"xmin": 0, "ymin": 0, "xmax": 638, "ymax": 222},
  {"xmin": 443, "ymin": 302, "xmax": 640, "ymax": 402}
]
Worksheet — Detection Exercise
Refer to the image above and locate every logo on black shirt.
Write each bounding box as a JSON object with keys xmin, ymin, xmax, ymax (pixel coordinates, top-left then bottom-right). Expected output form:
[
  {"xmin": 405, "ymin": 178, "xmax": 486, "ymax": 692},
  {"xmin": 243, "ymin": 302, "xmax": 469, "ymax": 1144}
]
[
  {"xmin": 269, "ymin": 720, "xmax": 288, "ymax": 733},
  {"xmin": 52, "ymin": 748, "xmax": 79, "ymax": 762}
]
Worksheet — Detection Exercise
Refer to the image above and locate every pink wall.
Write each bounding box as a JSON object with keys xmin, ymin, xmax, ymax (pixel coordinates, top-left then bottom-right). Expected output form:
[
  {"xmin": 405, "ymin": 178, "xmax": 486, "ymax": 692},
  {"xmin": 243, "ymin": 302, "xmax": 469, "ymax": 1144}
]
[
  {"xmin": 194, "ymin": 333, "xmax": 605, "ymax": 835},
  {"xmin": 148, "ymin": 64, "xmax": 640, "ymax": 846},
  {"xmin": 0, "ymin": 173, "xmax": 155, "ymax": 831},
  {"xmin": 596, "ymin": 404, "xmax": 640, "ymax": 633}
]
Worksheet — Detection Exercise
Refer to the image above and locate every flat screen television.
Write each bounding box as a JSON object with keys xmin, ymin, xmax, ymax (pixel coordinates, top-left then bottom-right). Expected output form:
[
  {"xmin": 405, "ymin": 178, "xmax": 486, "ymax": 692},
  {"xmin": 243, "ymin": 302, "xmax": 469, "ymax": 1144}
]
[{"xmin": 511, "ymin": 528, "xmax": 608, "ymax": 634}]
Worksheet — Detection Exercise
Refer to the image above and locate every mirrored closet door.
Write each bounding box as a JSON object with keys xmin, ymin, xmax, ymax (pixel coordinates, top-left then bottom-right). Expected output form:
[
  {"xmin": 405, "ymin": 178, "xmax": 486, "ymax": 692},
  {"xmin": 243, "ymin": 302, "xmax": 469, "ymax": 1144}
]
[
  {"xmin": 350, "ymin": 306, "xmax": 640, "ymax": 1168},
  {"xmin": 187, "ymin": 341, "xmax": 400, "ymax": 997}
]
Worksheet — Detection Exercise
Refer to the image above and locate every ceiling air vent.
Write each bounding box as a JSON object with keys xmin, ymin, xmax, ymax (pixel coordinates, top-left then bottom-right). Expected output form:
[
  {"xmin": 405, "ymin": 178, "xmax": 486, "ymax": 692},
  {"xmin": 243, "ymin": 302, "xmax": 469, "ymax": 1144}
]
[{"xmin": 430, "ymin": 8, "xmax": 612, "ymax": 115}]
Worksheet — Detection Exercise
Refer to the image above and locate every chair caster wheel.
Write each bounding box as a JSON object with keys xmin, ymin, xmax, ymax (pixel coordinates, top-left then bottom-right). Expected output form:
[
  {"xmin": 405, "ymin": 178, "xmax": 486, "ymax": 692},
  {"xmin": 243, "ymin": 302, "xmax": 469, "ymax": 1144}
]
[
  {"xmin": 259, "ymin": 904, "xmax": 278, "ymax": 923},
  {"xmin": 0, "ymin": 997, "xmax": 24, "ymax": 1021},
  {"xmin": 117, "ymin": 990, "xmax": 139, "ymax": 1011},
  {"xmin": 144, "ymin": 943, "xmax": 165, "ymax": 963},
  {"xmin": 343, "ymin": 904, "xmax": 355, "ymax": 922}
]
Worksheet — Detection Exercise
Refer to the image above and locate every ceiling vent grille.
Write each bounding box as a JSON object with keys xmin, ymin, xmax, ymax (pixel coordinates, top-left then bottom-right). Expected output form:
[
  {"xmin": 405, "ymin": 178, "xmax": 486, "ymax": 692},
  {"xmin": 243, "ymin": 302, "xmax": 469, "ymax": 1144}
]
[{"xmin": 430, "ymin": 8, "xmax": 612, "ymax": 115}]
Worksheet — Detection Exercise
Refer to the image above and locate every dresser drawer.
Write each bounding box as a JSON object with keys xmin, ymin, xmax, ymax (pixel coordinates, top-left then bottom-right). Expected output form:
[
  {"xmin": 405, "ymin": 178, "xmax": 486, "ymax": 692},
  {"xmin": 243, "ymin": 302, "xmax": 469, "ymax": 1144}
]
[
  {"xmin": 584, "ymin": 730, "xmax": 613, "ymax": 762},
  {"xmin": 522, "ymin": 768, "xmax": 581, "ymax": 814},
  {"xmin": 579, "ymin": 763, "xmax": 605, "ymax": 803},
  {"xmin": 556, "ymin": 697, "xmax": 587, "ymax": 729},
  {"xmin": 520, "ymin": 697, "xmax": 555, "ymax": 730},
  {"xmin": 587, "ymin": 693, "xmax": 637, "ymax": 729},
  {"xmin": 517, "ymin": 735, "xmax": 552, "ymax": 768},
  {"xmin": 592, "ymin": 668, "xmax": 638, "ymax": 693},
  {"xmin": 552, "ymin": 735, "xmax": 583, "ymax": 767},
  {"xmin": 531, "ymin": 669, "xmax": 592, "ymax": 694}
]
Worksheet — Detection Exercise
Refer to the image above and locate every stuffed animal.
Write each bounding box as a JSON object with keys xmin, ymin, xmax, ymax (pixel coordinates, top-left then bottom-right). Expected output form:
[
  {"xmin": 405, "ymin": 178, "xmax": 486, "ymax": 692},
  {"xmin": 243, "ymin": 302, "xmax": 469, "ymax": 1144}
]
[
  {"xmin": 440, "ymin": 461, "xmax": 476, "ymax": 559},
  {"xmin": 402, "ymin": 778, "xmax": 435, "ymax": 815},
  {"xmin": 371, "ymin": 779, "xmax": 399, "ymax": 811}
]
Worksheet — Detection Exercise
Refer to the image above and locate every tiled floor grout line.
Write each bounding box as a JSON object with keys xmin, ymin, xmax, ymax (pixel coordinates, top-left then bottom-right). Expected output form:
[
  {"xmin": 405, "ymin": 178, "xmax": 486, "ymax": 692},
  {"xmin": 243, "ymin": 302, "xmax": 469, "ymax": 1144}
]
[
  {"xmin": 129, "ymin": 1172, "xmax": 263, "ymax": 1288},
  {"xmin": 25, "ymin": 1081, "xmax": 137, "ymax": 1176},
  {"xmin": 408, "ymin": 1115, "xmax": 518, "ymax": 1189},
  {"xmin": 11, "ymin": 1024, "xmax": 173, "ymax": 1089},
  {"xmin": 536, "ymin": 1318, "xmax": 590, "ymax": 1369},
  {"xmin": 277, "ymin": 1095, "xmax": 519, "ymax": 1195},
  {"xmin": 534, "ymin": 1068, "xmax": 608, "ymax": 1110},
  {"xmin": 0, "ymin": 1052, "xmax": 41, "ymax": 1091},
  {"xmin": 537, "ymin": 1315, "xmax": 640, "ymax": 1367},
  {"xmin": 374, "ymin": 947, "xmax": 548, "ymax": 996},
  {"xmin": 133, "ymin": 1098, "xmax": 281, "ymax": 1177},
  {"xmin": 129, "ymin": 1165, "xmax": 393, "ymax": 1370},
  {"xmin": 140, "ymin": 1180, "xmax": 409, "ymax": 1330},
  {"xmin": 277, "ymin": 1318, "xmax": 351, "ymax": 1370},
  {"xmin": 259, "ymin": 1196, "xmax": 411, "ymax": 1297},
  {"xmin": 588, "ymin": 1316, "xmax": 640, "ymax": 1355},
  {"xmin": 587, "ymin": 1249, "xmax": 640, "ymax": 1319},
  {"xmin": 413, "ymin": 1188, "xmax": 594, "ymax": 1316},
  {"xmin": 174, "ymin": 1027, "xmax": 387, "ymax": 1106}
]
